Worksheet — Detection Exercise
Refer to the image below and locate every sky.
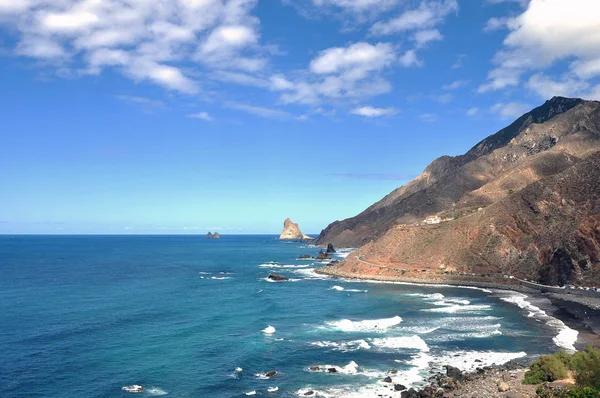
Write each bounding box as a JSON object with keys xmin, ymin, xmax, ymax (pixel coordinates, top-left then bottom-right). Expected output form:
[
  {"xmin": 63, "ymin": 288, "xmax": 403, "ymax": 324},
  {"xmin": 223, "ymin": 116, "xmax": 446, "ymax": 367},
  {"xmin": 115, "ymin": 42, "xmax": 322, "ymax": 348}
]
[{"xmin": 1, "ymin": 0, "xmax": 600, "ymax": 235}]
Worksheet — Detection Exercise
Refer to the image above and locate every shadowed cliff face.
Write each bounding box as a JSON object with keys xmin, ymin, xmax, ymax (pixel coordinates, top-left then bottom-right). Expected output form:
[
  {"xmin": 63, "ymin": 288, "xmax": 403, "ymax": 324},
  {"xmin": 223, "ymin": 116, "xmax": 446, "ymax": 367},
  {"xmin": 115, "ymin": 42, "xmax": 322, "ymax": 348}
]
[{"xmin": 317, "ymin": 97, "xmax": 599, "ymax": 248}]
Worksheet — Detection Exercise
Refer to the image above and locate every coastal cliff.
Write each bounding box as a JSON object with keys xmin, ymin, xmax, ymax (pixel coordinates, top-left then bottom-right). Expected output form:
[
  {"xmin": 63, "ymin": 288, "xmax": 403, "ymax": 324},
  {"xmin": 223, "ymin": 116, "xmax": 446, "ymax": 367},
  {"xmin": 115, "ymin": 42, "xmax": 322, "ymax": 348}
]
[
  {"xmin": 318, "ymin": 97, "xmax": 600, "ymax": 287},
  {"xmin": 279, "ymin": 218, "xmax": 312, "ymax": 240}
]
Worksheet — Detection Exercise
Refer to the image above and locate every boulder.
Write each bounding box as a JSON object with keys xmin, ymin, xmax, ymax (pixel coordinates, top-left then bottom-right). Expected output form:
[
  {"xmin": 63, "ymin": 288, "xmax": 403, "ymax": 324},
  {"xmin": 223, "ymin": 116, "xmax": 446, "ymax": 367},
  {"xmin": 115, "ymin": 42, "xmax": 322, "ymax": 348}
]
[
  {"xmin": 383, "ymin": 376, "xmax": 392, "ymax": 383},
  {"xmin": 401, "ymin": 388, "xmax": 419, "ymax": 398},
  {"xmin": 445, "ymin": 365, "xmax": 463, "ymax": 380},
  {"xmin": 268, "ymin": 273, "xmax": 289, "ymax": 281},
  {"xmin": 326, "ymin": 368, "xmax": 337, "ymax": 373},
  {"xmin": 309, "ymin": 366, "xmax": 320, "ymax": 372},
  {"xmin": 265, "ymin": 370, "xmax": 277, "ymax": 378},
  {"xmin": 394, "ymin": 384, "xmax": 406, "ymax": 391},
  {"xmin": 303, "ymin": 391, "xmax": 314, "ymax": 396},
  {"xmin": 497, "ymin": 381, "xmax": 509, "ymax": 392}
]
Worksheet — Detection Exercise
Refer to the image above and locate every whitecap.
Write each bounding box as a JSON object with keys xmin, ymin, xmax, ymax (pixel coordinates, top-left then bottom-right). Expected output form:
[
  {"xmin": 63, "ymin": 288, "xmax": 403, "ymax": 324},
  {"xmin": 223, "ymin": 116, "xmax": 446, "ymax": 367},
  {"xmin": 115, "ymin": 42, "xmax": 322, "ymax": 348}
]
[
  {"xmin": 324, "ymin": 316, "xmax": 402, "ymax": 333},
  {"xmin": 330, "ymin": 286, "xmax": 345, "ymax": 291},
  {"xmin": 370, "ymin": 335, "xmax": 430, "ymax": 352},
  {"xmin": 422, "ymin": 304, "xmax": 491, "ymax": 313},
  {"xmin": 268, "ymin": 386, "xmax": 279, "ymax": 392},
  {"xmin": 198, "ymin": 272, "xmax": 211, "ymax": 275},
  {"xmin": 245, "ymin": 391, "xmax": 256, "ymax": 396},
  {"xmin": 211, "ymin": 276, "xmax": 231, "ymax": 280},
  {"xmin": 235, "ymin": 367, "xmax": 243, "ymax": 372},
  {"xmin": 430, "ymin": 350, "xmax": 527, "ymax": 373},
  {"xmin": 310, "ymin": 339, "xmax": 371, "ymax": 352},
  {"xmin": 145, "ymin": 387, "xmax": 168, "ymax": 396},
  {"xmin": 262, "ymin": 325, "xmax": 276, "ymax": 334},
  {"xmin": 500, "ymin": 293, "xmax": 578, "ymax": 351}
]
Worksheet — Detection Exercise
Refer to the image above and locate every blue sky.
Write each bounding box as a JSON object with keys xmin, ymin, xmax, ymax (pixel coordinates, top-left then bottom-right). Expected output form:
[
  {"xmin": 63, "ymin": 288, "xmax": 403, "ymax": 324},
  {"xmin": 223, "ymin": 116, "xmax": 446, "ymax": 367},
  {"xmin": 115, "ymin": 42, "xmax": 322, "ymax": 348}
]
[{"xmin": 1, "ymin": 0, "xmax": 599, "ymax": 234}]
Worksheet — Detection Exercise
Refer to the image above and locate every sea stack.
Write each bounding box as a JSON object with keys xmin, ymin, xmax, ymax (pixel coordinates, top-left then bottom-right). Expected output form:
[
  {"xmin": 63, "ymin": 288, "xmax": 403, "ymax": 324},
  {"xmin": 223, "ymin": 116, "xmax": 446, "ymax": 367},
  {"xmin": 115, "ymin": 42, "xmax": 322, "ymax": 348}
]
[
  {"xmin": 213, "ymin": 232, "xmax": 221, "ymax": 239},
  {"xmin": 279, "ymin": 218, "xmax": 312, "ymax": 240},
  {"xmin": 204, "ymin": 232, "xmax": 220, "ymax": 239}
]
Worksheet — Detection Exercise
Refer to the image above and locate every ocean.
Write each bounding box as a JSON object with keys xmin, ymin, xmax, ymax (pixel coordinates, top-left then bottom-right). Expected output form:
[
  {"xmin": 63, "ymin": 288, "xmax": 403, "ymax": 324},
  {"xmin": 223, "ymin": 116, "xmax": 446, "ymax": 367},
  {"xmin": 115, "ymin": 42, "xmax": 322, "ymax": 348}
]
[{"xmin": 0, "ymin": 235, "xmax": 578, "ymax": 398}]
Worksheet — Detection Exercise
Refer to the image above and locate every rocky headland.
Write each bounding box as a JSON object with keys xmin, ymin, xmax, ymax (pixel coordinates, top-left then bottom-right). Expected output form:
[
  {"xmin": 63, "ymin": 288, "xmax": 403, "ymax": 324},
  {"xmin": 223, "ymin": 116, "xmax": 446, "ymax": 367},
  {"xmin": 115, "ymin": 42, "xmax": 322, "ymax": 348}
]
[
  {"xmin": 280, "ymin": 218, "xmax": 313, "ymax": 240},
  {"xmin": 317, "ymin": 97, "xmax": 600, "ymax": 290}
]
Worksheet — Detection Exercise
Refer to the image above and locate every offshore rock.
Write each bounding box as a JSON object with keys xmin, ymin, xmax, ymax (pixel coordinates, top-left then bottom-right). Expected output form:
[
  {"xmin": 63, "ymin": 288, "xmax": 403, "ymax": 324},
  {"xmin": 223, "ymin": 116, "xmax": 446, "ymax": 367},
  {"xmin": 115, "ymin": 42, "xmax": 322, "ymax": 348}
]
[{"xmin": 279, "ymin": 218, "xmax": 312, "ymax": 240}]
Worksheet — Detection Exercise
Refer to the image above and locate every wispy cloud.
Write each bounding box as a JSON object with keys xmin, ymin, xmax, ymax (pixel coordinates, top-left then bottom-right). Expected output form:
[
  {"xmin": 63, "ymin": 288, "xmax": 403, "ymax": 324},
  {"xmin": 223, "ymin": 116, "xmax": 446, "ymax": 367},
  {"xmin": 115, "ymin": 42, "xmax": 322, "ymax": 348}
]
[
  {"xmin": 350, "ymin": 106, "xmax": 398, "ymax": 117},
  {"xmin": 419, "ymin": 113, "xmax": 438, "ymax": 122},
  {"xmin": 442, "ymin": 80, "xmax": 470, "ymax": 90},
  {"xmin": 225, "ymin": 102, "xmax": 292, "ymax": 119},
  {"xmin": 490, "ymin": 102, "xmax": 531, "ymax": 119},
  {"xmin": 189, "ymin": 112, "xmax": 214, "ymax": 121}
]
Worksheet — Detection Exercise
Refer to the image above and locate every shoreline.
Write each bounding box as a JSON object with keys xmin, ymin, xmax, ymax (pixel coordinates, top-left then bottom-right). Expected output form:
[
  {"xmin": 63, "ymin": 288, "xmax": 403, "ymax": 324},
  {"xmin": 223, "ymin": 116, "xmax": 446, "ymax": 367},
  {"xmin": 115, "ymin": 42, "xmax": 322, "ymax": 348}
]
[{"xmin": 316, "ymin": 265, "xmax": 600, "ymax": 350}]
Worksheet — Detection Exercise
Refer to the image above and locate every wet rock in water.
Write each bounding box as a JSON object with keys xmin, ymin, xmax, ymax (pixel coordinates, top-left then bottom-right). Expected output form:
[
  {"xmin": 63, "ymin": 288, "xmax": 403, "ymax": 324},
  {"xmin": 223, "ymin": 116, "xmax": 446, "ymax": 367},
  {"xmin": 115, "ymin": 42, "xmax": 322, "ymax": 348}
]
[
  {"xmin": 303, "ymin": 390, "xmax": 314, "ymax": 396},
  {"xmin": 394, "ymin": 384, "xmax": 406, "ymax": 391},
  {"xmin": 445, "ymin": 365, "xmax": 463, "ymax": 380},
  {"xmin": 309, "ymin": 366, "xmax": 320, "ymax": 372},
  {"xmin": 326, "ymin": 368, "xmax": 337, "ymax": 373},
  {"xmin": 297, "ymin": 254, "xmax": 314, "ymax": 260},
  {"xmin": 326, "ymin": 243, "xmax": 336, "ymax": 253},
  {"xmin": 497, "ymin": 381, "xmax": 509, "ymax": 392},
  {"xmin": 383, "ymin": 376, "xmax": 392, "ymax": 383},
  {"xmin": 316, "ymin": 250, "xmax": 331, "ymax": 260},
  {"xmin": 267, "ymin": 273, "xmax": 289, "ymax": 281},
  {"xmin": 265, "ymin": 370, "xmax": 277, "ymax": 378}
]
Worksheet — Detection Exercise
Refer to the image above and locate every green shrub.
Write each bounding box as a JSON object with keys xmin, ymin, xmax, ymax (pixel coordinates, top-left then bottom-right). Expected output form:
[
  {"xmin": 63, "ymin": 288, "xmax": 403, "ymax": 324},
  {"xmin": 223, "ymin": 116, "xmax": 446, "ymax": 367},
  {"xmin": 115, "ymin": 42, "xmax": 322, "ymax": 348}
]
[
  {"xmin": 564, "ymin": 387, "xmax": 600, "ymax": 398},
  {"xmin": 572, "ymin": 346, "xmax": 600, "ymax": 390},
  {"xmin": 524, "ymin": 354, "xmax": 569, "ymax": 384}
]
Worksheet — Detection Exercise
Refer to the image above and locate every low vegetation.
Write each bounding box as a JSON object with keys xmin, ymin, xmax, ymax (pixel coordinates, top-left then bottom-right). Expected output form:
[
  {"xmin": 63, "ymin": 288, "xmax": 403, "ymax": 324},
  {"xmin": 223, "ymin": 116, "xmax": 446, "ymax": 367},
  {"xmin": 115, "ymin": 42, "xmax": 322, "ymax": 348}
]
[{"xmin": 523, "ymin": 346, "xmax": 600, "ymax": 397}]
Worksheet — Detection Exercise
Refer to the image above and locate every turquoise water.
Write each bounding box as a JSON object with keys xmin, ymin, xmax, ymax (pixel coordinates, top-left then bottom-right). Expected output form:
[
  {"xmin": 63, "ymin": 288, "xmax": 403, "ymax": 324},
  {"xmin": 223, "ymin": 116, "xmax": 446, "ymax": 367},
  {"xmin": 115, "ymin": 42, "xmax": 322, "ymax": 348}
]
[{"xmin": 0, "ymin": 235, "xmax": 573, "ymax": 397}]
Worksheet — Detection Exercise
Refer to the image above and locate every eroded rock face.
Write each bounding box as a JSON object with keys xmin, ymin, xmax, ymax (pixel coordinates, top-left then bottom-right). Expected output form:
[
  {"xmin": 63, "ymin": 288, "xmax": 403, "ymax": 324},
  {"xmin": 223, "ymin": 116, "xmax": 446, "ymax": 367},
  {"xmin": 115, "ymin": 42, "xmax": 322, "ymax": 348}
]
[{"xmin": 279, "ymin": 218, "xmax": 311, "ymax": 240}]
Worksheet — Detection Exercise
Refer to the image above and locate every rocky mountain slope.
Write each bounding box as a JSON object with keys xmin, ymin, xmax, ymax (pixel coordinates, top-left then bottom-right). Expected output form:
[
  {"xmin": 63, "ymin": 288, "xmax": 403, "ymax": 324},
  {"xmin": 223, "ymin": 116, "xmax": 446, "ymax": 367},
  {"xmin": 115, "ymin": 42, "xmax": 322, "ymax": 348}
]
[
  {"xmin": 317, "ymin": 97, "xmax": 600, "ymax": 286},
  {"xmin": 317, "ymin": 97, "xmax": 598, "ymax": 248}
]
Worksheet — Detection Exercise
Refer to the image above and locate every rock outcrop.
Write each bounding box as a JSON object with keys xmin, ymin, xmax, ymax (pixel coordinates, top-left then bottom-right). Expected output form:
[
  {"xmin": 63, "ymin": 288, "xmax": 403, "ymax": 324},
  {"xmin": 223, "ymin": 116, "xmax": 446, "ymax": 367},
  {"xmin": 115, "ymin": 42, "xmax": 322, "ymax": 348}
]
[
  {"xmin": 204, "ymin": 232, "xmax": 220, "ymax": 239},
  {"xmin": 326, "ymin": 243, "xmax": 336, "ymax": 253},
  {"xmin": 318, "ymin": 97, "xmax": 600, "ymax": 286},
  {"xmin": 268, "ymin": 273, "xmax": 289, "ymax": 281},
  {"xmin": 279, "ymin": 218, "xmax": 312, "ymax": 240}
]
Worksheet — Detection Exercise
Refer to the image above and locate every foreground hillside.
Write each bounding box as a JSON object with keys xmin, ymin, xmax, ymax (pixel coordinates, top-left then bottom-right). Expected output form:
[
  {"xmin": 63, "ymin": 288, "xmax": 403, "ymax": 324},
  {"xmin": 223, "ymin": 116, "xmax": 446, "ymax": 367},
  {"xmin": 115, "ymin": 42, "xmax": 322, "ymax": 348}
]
[{"xmin": 318, "ymin": 97, "xmax": 600, "ymax": 286}]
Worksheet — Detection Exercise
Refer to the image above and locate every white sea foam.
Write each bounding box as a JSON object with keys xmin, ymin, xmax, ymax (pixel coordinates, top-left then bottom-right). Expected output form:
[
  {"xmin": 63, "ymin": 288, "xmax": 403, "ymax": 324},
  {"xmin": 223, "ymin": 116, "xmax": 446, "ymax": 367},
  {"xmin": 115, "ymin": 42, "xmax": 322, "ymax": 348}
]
[
  {"xmin": 324, "ymin": 316, "xmax": 402, "ymax": 333},
  {"xmin": 211, "ymin": 276, "xmax": 231, "ymax": 280},
  {"xmin": 268, "ymin": 386, "xmax": 279, "ymax": 392},
  {"xmin": 262, "ymin": 277, "xmax": 300, "ymax": 283},
  {"xmin": 310, "ymin": 339, "xmax": 371, "ymax": 352},
  {"xmin": 235, "ymin": 367, "xmax": 243, "ymax": 372},
  {"xmin": 431, "ymin": 350, "xmax": 527, "ymax": 373},
  {"xmin": 293, "ymin": 268, "xmax": 331, "ymax": 280},
  {"xmin": 245, "ymin": 391, "xmax": 256, "ymax": 396},
  {"xmin": 500, "ymin": 293, "xmax": 578, "ymax": 351},
  {"xmin": 370, "ymin": 335, "xmax": 430, "ymax": 352},
  {"xmin": 262, "ymin": 325, "xmax": 276, "ymax": 334},
  {"xmin": 146, "ymin": 387, "xmax": 168, "ymax": 396},
  {"xmin": 198, "ymin": 272, "xmax": 211, "ymax": 275},
  {"xmin": 423, "ymin": 304, "xmax": 491, "ymax": 313},
  {"xmin": 329, "ymin": 285, "xmax": 368, "ymax": 293}
]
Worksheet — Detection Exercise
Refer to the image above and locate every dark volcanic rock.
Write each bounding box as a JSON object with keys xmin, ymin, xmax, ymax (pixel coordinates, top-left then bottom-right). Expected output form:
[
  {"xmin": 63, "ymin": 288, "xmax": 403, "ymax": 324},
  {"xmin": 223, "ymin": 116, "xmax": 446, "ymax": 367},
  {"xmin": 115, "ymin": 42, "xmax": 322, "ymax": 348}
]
[
  {"xmin": 204, "ymin": 232, "xmax": 213, "ymax": 238},
  {"xmin": 445, "ymin": 365, "xmax": 463, "ymax": 380},
  {"xmin": 297, "ymin": 254, "xmax": 314, "ymax": 260},
  {"xmin": 265, "ymin": 370, "xmax": 277, "ymax": 378},
  {"xmin": 383, "ymin": 376, "xmax": 392, "ymax": 383},
  {"xmin": 326, "ymin": 368, "xmax": 337, "ymax": 373},
  {"xmin": 316, "ymin": 250, "xmax": 332, "ymax": 260},
  {"xmin": 395, "ymin": 384, "xmax": 407, "ymax": 391},
  {"xmin": 326, "ymin": 243, "xmax": 336, "ymax": 253},
  {"xmin": 267, "ymin": 273, "xmax": 289, "ymax": 281},
  {"xmin": 401, "ymin": 388, "xmax": 419, "ymax": 398}
]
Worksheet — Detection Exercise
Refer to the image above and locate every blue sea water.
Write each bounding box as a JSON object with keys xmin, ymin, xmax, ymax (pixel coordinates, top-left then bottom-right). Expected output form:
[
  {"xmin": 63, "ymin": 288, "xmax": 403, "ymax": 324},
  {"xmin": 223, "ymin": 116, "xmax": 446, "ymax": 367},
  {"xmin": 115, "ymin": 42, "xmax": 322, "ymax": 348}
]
[{"xmin": 0, "ymin": 235, "xmax": 576, "ymax": 398}]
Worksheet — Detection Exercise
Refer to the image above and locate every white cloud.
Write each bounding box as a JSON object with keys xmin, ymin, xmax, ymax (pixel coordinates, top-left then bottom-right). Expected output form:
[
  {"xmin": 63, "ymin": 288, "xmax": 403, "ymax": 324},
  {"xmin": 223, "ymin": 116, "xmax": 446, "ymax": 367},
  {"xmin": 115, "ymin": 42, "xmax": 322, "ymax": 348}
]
[
  {"xmin": 486, "ymin": 0, "xmax": 529, "ymax": 6},
  {"xmin": 479, "ymin": 0, "xmax": 600, "ymax": 93},
  {"xmin": 526, "ymin": 73, "xmax": 590, "ymax": 99},
  {"xmin": 273, "ymin": 42, "xmax": 398, "ymax": 106},
  {"xmin": 398, "ymin": 49, "xmax": 421, "ymax": 67},
  {"xmin": 350, "ymin": 106, "xmax": 397, "ymax": 117},
  {"xmin": 490, "ymin": 102, "xmax": 531, "ymax": 119},
  {"xmin": 0, "ymin": 0, "xmax": 264, "ymax": 93},
  {"xmin": 413, "ymin": 29, "xmax": 443, "ymax": 47},
  {"xmin": 419, "ymin": 113, "xmax": 438, "ymax": 122},
  {"xmin": 370, "ymin": 0, "xmax": 458, "ymax": 36},
  {"xmin": 310, "ymin": 42, "xmax": 395, "ymax": 75},
  {"xmin": 452, "ymin": 54, "xmax": 466, "ymax": 69},
  {"xmin": 484, "ymin": 17, "xmax": 509, "ymax": 32},
  {"xmin": 466, "ymin": 107, "xmax": 479, "ymax": 116},
  {"xmin": 312, "ymin": 0, "xmax": 399, "ymax": 13},
  {"xmin": 189, "ymin": 112, "xmax": 214, "ymax": 121},
  {"xmin": 432, "ymin": 93, "xmax": 453, "ymax": 104},
  {"xmin": 442, "ymin": 79, "xmax": 469, "ymax": 90}
]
